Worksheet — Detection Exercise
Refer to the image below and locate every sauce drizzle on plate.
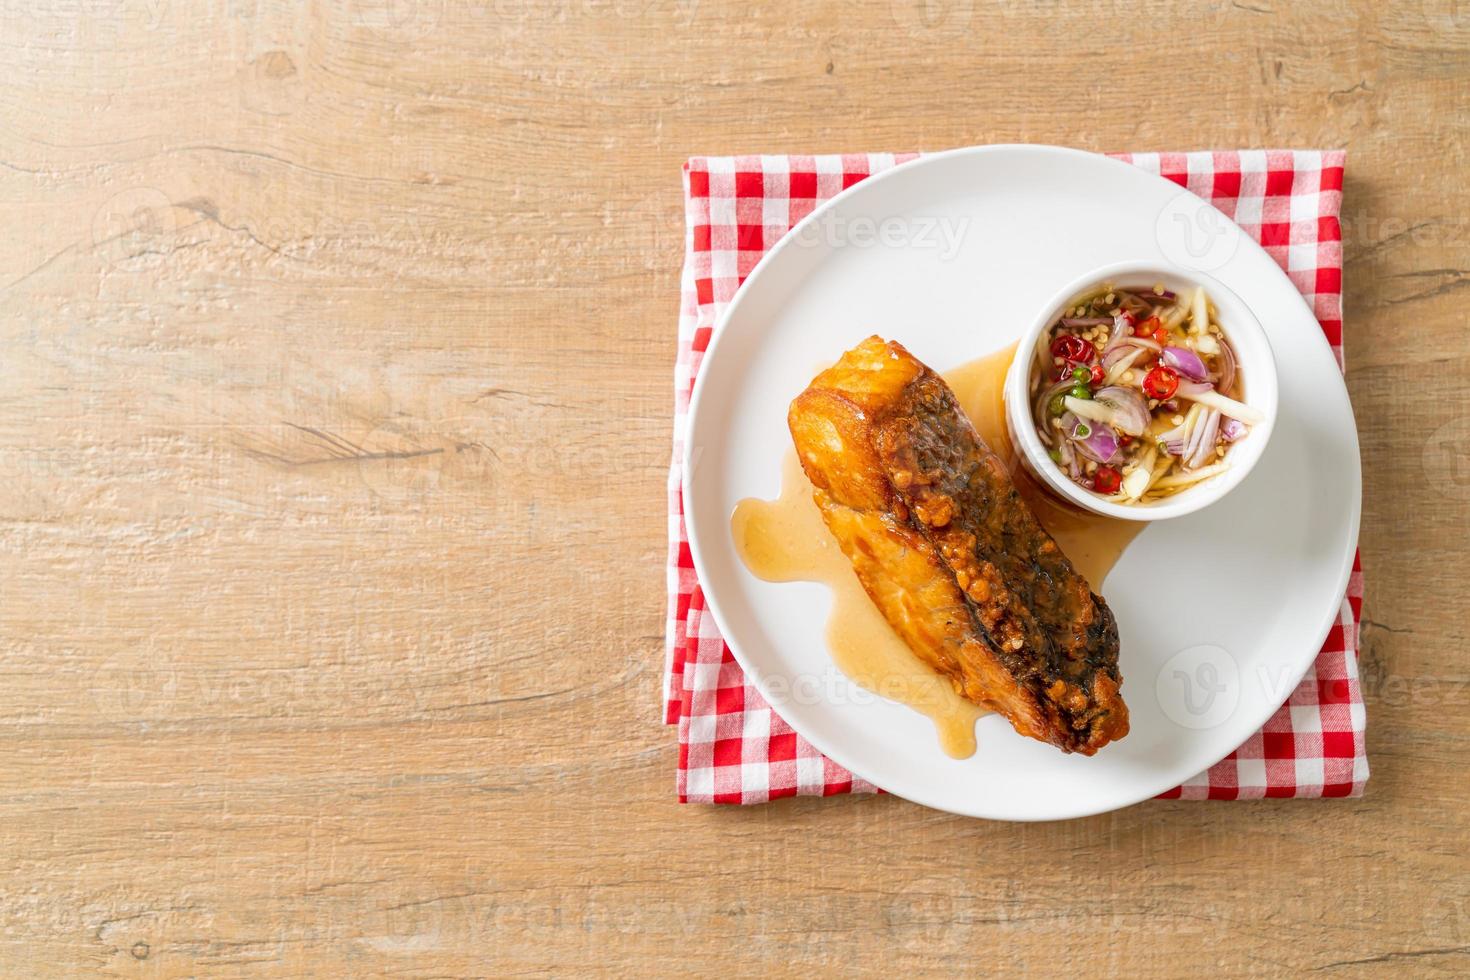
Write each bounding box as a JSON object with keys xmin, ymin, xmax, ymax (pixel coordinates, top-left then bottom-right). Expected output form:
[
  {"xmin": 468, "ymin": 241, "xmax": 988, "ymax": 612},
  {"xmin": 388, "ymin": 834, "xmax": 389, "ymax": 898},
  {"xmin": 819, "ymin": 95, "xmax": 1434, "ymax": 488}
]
[{"xmin": 731, "ymin": 342, "xmax": 1145, "ymax": 759}]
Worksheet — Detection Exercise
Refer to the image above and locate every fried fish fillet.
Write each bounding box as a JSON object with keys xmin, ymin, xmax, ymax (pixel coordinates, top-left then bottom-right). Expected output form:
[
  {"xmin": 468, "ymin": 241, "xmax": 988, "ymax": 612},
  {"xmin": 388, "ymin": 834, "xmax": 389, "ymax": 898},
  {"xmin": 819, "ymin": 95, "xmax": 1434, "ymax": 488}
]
[{"xmin": 788, "ymin": 336, "xmax": 1129, "ymax": 754}]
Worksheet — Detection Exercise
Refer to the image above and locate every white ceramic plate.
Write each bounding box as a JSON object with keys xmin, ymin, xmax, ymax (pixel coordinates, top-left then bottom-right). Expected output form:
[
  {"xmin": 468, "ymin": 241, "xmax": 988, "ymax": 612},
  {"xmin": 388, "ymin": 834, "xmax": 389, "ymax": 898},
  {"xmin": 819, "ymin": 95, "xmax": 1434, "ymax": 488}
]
[{"xmin": 682, "ymin": 145, "xmax": 1361, "ymax": 821}]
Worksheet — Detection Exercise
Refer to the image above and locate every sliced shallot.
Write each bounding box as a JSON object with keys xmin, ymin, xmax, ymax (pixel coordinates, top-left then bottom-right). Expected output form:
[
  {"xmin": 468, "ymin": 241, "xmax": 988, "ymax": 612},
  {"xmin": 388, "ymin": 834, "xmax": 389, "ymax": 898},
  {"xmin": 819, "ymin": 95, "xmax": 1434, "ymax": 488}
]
[{"xmin": 1162, "ymin": 345, "xmax": 1209, "ymax": 382}]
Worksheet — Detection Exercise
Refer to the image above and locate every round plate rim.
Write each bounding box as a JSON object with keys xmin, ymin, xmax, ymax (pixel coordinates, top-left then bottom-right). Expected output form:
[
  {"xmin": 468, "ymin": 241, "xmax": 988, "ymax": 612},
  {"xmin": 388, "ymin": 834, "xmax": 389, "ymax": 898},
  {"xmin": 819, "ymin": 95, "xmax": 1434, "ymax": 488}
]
[{"xmin": 680, "ymin": 143, "xmax": 1362, "ymax": 820}]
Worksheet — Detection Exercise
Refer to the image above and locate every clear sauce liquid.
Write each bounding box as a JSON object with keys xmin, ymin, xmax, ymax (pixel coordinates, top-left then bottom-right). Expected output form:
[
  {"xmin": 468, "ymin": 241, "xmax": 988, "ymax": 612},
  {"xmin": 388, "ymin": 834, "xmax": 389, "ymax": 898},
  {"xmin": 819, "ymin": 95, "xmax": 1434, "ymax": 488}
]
[
  {"xmin": 731, "ymin": 343, "xmax": 1144, "ymax": 759},
  {"xmin": 732, "ymin": 452, "xmax": 988, "ymax": 758}
]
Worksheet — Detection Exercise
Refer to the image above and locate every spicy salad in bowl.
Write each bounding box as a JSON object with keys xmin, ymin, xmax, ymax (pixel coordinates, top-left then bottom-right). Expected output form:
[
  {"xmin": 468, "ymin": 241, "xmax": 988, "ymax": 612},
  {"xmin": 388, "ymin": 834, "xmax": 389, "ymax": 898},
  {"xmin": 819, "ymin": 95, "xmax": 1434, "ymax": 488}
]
[{"xmin": 1004, "ymin": 262, "xmax": 1278, "ymax": 521}]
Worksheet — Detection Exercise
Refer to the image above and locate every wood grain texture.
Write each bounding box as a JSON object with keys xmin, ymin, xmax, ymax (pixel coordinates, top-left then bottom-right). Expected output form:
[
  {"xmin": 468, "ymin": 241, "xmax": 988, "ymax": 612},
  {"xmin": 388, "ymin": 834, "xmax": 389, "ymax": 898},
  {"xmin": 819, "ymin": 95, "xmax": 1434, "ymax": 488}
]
[{"xmin": 0, "ymin": 1, "xmax": 1466, "ymax": 976}]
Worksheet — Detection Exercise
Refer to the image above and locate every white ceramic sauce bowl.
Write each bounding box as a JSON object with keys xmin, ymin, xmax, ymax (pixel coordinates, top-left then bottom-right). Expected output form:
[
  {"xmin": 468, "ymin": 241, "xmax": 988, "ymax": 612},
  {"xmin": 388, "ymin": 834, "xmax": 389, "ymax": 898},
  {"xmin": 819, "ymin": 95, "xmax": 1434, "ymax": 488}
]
[{"xmin": 1003, "ymin": 261, "xmax": 1279, "ymax": 521}]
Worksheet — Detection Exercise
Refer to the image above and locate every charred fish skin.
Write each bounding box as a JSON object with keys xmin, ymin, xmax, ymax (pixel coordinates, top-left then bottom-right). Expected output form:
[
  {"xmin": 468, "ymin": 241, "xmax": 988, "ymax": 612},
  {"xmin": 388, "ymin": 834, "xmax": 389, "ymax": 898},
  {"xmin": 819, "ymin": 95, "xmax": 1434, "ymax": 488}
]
[
  {"xmin": 789, "ymin": 336, "xmax": 1129, "ymax": 755},
  {"xmin": 875, "ymin": 368, "xmax": 1126, "ymax": 750}
]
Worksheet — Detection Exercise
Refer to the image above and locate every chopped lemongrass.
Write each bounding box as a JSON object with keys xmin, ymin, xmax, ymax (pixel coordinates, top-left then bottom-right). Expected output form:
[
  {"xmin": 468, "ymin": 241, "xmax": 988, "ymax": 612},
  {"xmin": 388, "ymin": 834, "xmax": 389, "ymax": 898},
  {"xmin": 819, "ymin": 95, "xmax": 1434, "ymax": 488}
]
[
  {"xmin": 1190, "ymin": 286, "xmax": 1209, "ymax": 336},
  {"xmin": 1175, "ymin": 386, "xmax": 1265, "ymax": 424},
  {"xmin": 1122, "ymin": 467, "xmax": 1150, "ymax": 499},
  {"xmin": 1147, "ymin": 451, "xmax": 1174, "ymax": 487},
  {"xmin": 1153, "ymin": 461, "xmax": 1230, "ymax": 489},
  {"xmin": 1062, "ymin": 395, "xmax": 1115, "ymax": 424},
  {"xmin": 1036, "ymin": 278, "xmax": 1253, "ymax": 505},
  {"xmin": 1122, "ymin": 447, "xmax": 1157, "ymax": 499},
  {"xmin": 1104, "ymin": 347, "xmax": 1145, "ymax": 385}
]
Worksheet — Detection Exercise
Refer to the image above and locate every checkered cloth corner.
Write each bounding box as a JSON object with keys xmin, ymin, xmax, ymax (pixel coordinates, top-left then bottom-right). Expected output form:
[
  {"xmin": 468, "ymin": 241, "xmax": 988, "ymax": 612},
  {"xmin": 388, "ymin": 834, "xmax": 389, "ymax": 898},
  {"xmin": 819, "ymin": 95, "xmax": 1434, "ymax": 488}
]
[{"xmin": 665, "ymin": 149, "xmax": 1365, "ymax": 805}]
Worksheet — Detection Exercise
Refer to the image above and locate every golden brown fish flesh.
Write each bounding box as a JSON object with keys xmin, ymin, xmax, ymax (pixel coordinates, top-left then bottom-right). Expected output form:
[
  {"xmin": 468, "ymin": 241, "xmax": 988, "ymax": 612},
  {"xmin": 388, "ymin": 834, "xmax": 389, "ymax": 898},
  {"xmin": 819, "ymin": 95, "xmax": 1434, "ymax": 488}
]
[{"xmin": 788, "ymin": 336, "xmax": 1129, "ymax": 754}]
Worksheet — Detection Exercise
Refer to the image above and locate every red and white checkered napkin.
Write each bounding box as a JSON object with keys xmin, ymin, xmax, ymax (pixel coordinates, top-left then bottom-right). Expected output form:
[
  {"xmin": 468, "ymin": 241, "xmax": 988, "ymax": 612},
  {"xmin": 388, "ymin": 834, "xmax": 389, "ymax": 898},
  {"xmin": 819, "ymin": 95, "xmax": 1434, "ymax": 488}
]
[{"xmin": 665, "ymin": 149, "xmax": 1366, "ymax": 805}]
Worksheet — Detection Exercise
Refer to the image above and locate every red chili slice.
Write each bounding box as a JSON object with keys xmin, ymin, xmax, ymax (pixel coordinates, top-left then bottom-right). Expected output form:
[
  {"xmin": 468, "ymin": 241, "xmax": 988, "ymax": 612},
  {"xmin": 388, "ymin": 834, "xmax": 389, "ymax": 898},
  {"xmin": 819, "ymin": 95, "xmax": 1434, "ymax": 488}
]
[
  {"xmin": 1143, "ymin": 365, "xmax": 1180, "ymax": 399},
  {"xmin": 1135, "ymin": 315, "xmax": 1162, "ymax": 339},
  {"xmin": 1049, "ymin": 334, "xmax": 1091, "ymax": 363},
  {"xmin": 1093, "ymin": 466, "xmax": 1122, "ymax": 494}
]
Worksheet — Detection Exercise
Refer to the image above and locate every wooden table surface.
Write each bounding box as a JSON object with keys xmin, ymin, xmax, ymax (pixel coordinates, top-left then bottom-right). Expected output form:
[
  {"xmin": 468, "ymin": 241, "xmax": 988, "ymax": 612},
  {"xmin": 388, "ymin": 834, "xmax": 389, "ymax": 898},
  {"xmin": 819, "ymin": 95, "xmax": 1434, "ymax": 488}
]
[{"xmin": 2, "ymin": 2, "xmax": 1467, "ymax": 976}]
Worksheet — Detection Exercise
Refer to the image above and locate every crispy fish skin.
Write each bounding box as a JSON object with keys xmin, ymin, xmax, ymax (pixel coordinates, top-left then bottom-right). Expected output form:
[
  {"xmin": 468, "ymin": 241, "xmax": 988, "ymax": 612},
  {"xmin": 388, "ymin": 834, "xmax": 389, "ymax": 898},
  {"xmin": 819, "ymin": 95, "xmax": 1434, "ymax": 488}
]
[{"xmin": 788, "ymin": 336, "xmax": 1129, "ymax": 754}]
